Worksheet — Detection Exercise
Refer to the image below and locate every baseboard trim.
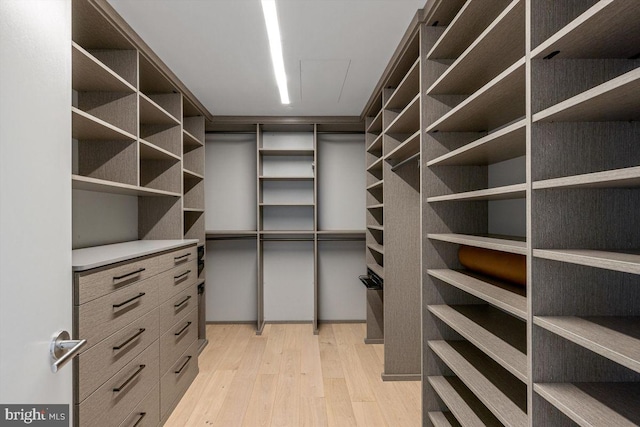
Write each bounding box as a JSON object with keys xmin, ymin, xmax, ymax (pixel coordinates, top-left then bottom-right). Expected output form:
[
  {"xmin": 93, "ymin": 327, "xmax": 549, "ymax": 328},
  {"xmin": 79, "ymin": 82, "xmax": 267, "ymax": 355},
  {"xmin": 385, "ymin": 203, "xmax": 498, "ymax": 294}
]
[{"xmin": 381, "ymin": 373, "xmax": 421, "ymax": 382}]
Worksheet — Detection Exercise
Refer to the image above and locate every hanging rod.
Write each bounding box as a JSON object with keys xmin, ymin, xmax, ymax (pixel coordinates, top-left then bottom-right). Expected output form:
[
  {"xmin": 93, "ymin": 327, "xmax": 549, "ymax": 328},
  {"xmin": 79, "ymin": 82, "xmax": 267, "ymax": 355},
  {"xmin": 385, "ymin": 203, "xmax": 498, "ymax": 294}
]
[
  {"xmin": 261, "ymin": 238, "xmax": 315, "ymax": 242},
  {"xmin": 317, "ymin": 237, "xmax": 366, "ymax": 242},
  {"xmin": 390, "ymin": 152, "xmax": 420, "ymax": 172},
  {"xmin": 206, "ymin": 235, "xmax": 257, "ymax": 241}
]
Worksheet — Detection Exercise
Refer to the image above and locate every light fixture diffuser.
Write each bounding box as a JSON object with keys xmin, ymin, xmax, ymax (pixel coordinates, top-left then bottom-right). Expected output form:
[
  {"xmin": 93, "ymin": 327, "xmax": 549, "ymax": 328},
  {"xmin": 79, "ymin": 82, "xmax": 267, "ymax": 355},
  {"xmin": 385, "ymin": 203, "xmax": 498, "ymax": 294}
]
[{"xmin": 261, "ymin": 0, "xmax": 290, "ymax": 104}]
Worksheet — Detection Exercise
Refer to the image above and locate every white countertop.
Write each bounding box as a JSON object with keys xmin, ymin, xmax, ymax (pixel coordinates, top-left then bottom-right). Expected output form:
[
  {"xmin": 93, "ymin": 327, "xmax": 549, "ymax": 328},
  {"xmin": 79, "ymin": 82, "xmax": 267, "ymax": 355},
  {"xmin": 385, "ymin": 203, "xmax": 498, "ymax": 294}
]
[{"xmin": 72, "ymin": 239, "xmax": 199, "ymax": 271}]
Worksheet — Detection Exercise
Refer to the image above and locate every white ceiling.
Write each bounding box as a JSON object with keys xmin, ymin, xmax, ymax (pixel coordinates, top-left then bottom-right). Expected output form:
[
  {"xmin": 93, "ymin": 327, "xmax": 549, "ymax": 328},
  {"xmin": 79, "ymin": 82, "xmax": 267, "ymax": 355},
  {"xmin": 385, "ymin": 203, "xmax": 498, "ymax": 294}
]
[{"xmin": 107, "ymin": 0, "xmax": 426, "ymax": 117}]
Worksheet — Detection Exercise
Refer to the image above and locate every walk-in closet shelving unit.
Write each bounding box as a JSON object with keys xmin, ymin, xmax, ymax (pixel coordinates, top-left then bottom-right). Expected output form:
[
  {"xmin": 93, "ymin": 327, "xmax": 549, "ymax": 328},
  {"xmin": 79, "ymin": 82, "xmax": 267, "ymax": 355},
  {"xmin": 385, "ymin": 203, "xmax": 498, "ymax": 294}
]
[
  {"xmin": 206, "ymin": 119, "xmax": 366, "ymax": 335},
  {"xmin": 362, "ymin": 14, "xmax": 423, "ymax": 380},
  {"xmin": 529, "ymin": 1, "xmax": 640, "ymax": 426},
  {"xmin": 421, "ymin": 0, "xmax": 528, "ymax": 425}
]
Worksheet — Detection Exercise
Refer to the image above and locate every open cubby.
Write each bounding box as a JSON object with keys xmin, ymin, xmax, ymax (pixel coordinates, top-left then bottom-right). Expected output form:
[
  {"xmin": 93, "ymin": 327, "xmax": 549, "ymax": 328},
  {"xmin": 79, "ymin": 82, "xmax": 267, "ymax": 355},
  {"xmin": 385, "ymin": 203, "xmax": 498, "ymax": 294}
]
[
  {"xmin": 139, "ymin": 158, "xmax": 181, "ymax": 194},
  {"xmin": 183, "ymin": 175, "xmax": 204, "ymax": 210},
  {"xmin": 76, "ymin": 139, "xmax": 138, "ymax": 186}
]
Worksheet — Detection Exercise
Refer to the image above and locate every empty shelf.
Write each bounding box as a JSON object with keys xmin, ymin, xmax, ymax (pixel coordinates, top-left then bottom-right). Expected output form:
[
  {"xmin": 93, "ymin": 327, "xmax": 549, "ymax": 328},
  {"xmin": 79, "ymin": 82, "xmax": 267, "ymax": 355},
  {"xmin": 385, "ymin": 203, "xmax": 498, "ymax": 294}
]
[
  {"xmin": 367, "ymin": 225, "xmax": 384, "ymax": 232},
  {"xmin": 183, "ymin": 129, "xmax": 204, "ymax": 147},
  {"xmin": 259, "ymin": 176, "xmax": 314, "ymax": 181},
  {"xmin": 533, "ymin": 68, "xmax": 640, "ymax": 123},
  {"xmin": 427, "ymin": 58, "xmax": 526, "ymax": 133},
  {"xmin": 535, "ymin": 382, "xmax": 640, "ymax": 427},
  {"xmin": 428, "ymin": 376, "xmax": 502, "ymax": 427},
  {"xmin": 72, "ymin": 42, "xmax": 136, "ymax": 93},
  {"xmin": 72, "ymin": 174, "xmax": 180, "ymax": 197},
  {"xmin": 367, "ymin": 109, "xmax": 383, "ymax": 134},
  {"xmin": 139, "ymin": 93, "xmax": 180, "ymax": 126},
  {"xmin": 367, "ymin": 262, "xmax": 384, "ymax": 279},
  {"xmin": 428, "ymin": 0, "xmax": 524, "ymax": 95},
  {"xmin": 428, "ymin": 183, "xmax": 526, "ymax": 202},
  {"xmin": 385, "ymin": 130, "xmax": 420, "ymax": 165},
  {"xmin": 533, "ymin": 249, "xmax": 640, "ymax": 275},
  {"xmin": 385, "ymin": 58, "xmax": 420, "ymax": 111},
  {"xmin": 429, "ymin": 305, "xmax": 527, "ymax": 382},
  {"xmin": 183, "ymin": 169, "xmax": 204, "ymax": 180},
  {"xmin": 534, "ymin": 316, "xmax": 640, "ymax": 373},
  {"xmin": 531, "ymin": 0, "xmax": 640, "ymax": 59},
  {"xmin": 139, "ymin": 139, "xmax": 181, "ymax": 161},
  {"xmin": 429, "ymin": 340, "xmax": 528, "ymax": 427},
  {"xmin": 259, "ymin": 148, "xmax": 314, "ymax": 156},
  {"xmin": 367, "ymin": 134, "xmax": 383, "ymax": 154},
  {"xmin": 427, "ymin": 0, "xmax": 513, "ymax": 60},
  {"xmin": 367, "ymin": 156, "xmax": 384, "ymax": 173},
  {"xmin": 367, "ymin": 203, "xmax": 384, "ymax": 210},
  {"xmin": 427, "ymin": 119, "xmax": 526, "ymax": 167},
  {"xmin": 533, "ymin": 166, "xmax": 640, "ymax": 190},
  {"xmin": 366, "ymin": 180, "xmax": 384, "ymax": 191},
  {"xmin": 72, "ymin": 107, "xmax": 136, "ymax": 141},
  {"xmin": 259, "ymin": 202, "xmax": 314, "ymax": 207},
  {"xmin": 428, "ymin": 234, "xmax": 527, "ymax": 255},
  {"xmin": 183, "ymin": 208, "xmax": 204, "ymax": 213},
  {"xmin": 385, "ymin": 94, "xmax": 420, "ymax": 135},
  {"xmin": 367, "ymin": 243, "xmax": 385, "ymax": 255},
  {"xmin": 428, "ymin": 411, "xmax": 461, "ymax": 427},
  {"xmin": 428, "ymin": 269, "xmax": 526, "ymax": 320}
]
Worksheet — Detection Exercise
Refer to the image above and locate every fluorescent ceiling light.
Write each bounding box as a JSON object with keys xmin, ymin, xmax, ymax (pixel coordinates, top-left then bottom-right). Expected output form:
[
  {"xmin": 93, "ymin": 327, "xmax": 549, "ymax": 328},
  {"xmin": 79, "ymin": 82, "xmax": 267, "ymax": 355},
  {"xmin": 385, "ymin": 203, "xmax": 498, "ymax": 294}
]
[{"xmin": 261, "ymin": 0, "xmax": 290, "ymax": 104}]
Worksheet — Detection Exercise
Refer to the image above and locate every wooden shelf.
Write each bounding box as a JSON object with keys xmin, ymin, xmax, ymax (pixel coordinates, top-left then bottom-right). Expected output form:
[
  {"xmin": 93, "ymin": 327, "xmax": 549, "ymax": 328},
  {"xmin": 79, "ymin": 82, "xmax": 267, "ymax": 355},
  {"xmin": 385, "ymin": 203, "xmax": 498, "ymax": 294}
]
[
  {"xmin": 139, "ymin": 139, "xmax": 181, "ymax": 161},
  {"xmin": 72, "ymin": 107, "xmax": 136, "ymax": 141},
  {"xmin": 259, "ymin": 148, "xmax": 314, "ymax": 156},
  {"xmin": 429, "ymin": 305, "xmax": 527, "ymax": 382},
  {"xmin": 72, "ymin": 174, "xmax": 180, "ymax": 197},
  {"xmin": 139, "ymin": 93, "xmax": 181, "ymax": 126},
  {"xmin": 206, "ymin": 230, "xmax": 257, "ymax": 239},
  {"xmin": 385, "ymin": 58, "xmax": 420, "ymax": 111},
  {"xmin": 428, "ymin": 269, "xmax": 526, "ymax": 320},
  {"xmin": 367, "ymin": 243, "xmax": 385, "ymax": 255},
  {"xmin": 535, "ymin": 382, "xmax": 640, "ymax": 427},
  {"xmin": 429, "ymin": 340, "xmax": 528, "ymax": 427},
  {"xmin": 428, "ymin": 411, "xmax": 462, "ymax": 427},
  {"xmin": 533, "ymin": 166, "xmax": 640, "ymax": 190},
  {"xmin": 533, "ymin": 249, "xmax": 640, "ymax": 275},
  {"xmin": 427, "ymin": 58, "xmax": 526, "ymax": 133},
  {"xmin": 72, "ymin": 42, "xmax": 136, "ymax": 93},
  {"xmin": 428, "ymin": 376, "xmax": 502, "ymax": 427},
  {"xmin": 427, "ymin": 119, "xmax": 526, "ymax": 167},
  {"xmin": 427, "ymin": 0, "xmax": 524, "ymax": 96},
  {"xmin": 367, "ymin": 157, "xmax": 384, "ymax": 173},
  {"xmin": 366, "ymin": 134, "xmax": 383, "ymax": 154},
  {"xmin": 428, "ymin": 183, "xmax": 526, "ymax": 202},
  {"xmin": 366, "ymin": 109, "xmax": 383, "ymax": 134},
  {"xmin": 366, "ymin": 262, "xmax": 384, "ymax": 279},
  {"xmin": 427, "ymin": 233, "xmax": 527, "ymax": 255},
  {"xmin": 385, "ymin": 94, "xmax": 420, "ymax": 135},
  {"xmin": 259, "ymin": 202, "xmax": 314, "ymax": 207},
  {"xmin": 367, "ymin": 203, "xmax": 384, "ymax": 210},
  {"xmin": 183, "ymin": 208, "xmax": 205, "ymax": 213},
  {"xmin": 533, "ymin": 68, "xmax": 640, "ymax": 123},
  {"xmin": 427, "ymin": 0, "xmax": 513, "ymax": 60},
  {"xmin": 316, "ymin": 230, "xmax": 365, "ymax": 236},
  {"xmin": 367, "ymin": 225, "xmax": 384, "ymax": 232},
  {"xmin": 259, "ymin": 176, "xmax": 314, "ymax": 181},
  {"xmin": 531, "ymin": 0, "xmax": 640, "ymax": 59},
  {"xmin": 260, "ymin": 230, "xmax": 314, "ymax": 236},
  {"xmin": 534, "ymin": 316, "xmax": 640, "ymax": 373},
  {"xmin": 366, "ymin": 180, "xmax": 384, "ymax": 191},
  {"xmin": 385, "ymin": 130, "xmax": 420, "ymax": 165},
  {"xmin": 183, "ymin": 169, "xmax": 204, "ymax": 181},
  {"xmin": 183, "ymin": 129, "xmax": 204, "ymax": 148}
]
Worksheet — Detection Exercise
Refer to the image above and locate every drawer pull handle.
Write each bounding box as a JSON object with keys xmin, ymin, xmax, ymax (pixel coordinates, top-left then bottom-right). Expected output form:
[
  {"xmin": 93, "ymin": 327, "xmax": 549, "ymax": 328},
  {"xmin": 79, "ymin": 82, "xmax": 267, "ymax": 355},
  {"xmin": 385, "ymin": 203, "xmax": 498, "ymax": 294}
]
[
  {"xmin": 174, "ymin": 321, "xmax": 192, "ymax": 336},
  {"xmin": 175, "ymin": 356, "xmax": 192, "ymax": 374},
  {"xmin": 113, "ymin": 364, "xmax": 145, "ymax": 392},
  {"xmin": 113, "ymin": 292, "xmax": 145, "ymax": 308},
  {"xmin": 174, "ymin": 253, "xmax": 190, "ymax": 262},
  {"xmin": 113, "ymin": 268, "xmax": 146, "ymax": 281},
  {"xmin": 174, "ymin": 270, "xmax": 191, "ymax": 280},
  {"xmin": 174, "ymin": 295, "xmax": 192, "ymax": 308},
  {"xmin": 113, "ymin": 328, "xmax": 146, "ymax": 350},
  {"xmin": 132, "ymin": 412, "xmax": 146, "ymax": 427}
]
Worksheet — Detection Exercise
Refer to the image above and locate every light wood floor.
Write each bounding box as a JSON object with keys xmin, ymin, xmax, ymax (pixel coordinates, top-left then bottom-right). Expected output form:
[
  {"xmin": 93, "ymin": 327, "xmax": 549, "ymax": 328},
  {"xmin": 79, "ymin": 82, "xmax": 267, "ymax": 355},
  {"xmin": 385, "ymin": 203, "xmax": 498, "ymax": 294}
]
[{"xmin": 166, "ymin": 323, "xmax": 421, "ymax": 426}]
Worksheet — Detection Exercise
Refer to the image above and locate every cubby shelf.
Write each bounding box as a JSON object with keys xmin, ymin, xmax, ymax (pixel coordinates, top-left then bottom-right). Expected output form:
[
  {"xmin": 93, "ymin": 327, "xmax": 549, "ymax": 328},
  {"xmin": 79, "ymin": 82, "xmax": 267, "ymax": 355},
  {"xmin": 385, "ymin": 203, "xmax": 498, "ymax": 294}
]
[
  {"xmin": 385, "ymin": 58, "xmax": 420, "ymax": 111},
  {"xmin": 534, "ymin": 316, "xmax": 640, "ymax": 374},
  {"xmin": 139, "ymin": 93, "xmax": 181, "ymax": 126},
  {"xmin": 427, "ymin": 233, "xmax": 527, "ymax": 255},
  {"xmin": 367, "ymin": 156, "xmax": 384, "ymax": 173},
  {"xmin": 533, "ymin": 166, "xmax": 640, "ymax": 190},
  {"xmin": 183, "ymin": 169, "xmax": 204, "ymax": 181},
  {"xmin": 366, "ymin": 134, "xmax": 383, "ymax": 154},
  {"xmin": 366, "ymin": 180, "xmax": 384, "ymax": 191},
  {"xmin": 367, "ymin": 242, "xmax": 385, "ymax": 255},
  {"xmin": 533, "ymin": 68, "xmax": 640, "ymax": 123},
  {"xmin": 367, "ymin": 109, "xmax": 383, "ymax": 134},
  {"xmin": 428, "ymin": 183, "xmax": 526, "ymax": 202},
  {"xmin": 534, "ymin": 382, "xmax": 640, "ymax": 427},
  {"xmin": 367, "ymin": 262, "xmax": 384, "ymax": 279},
  {"xmin": 429, "ymin": 305, "xmax": 527, "ymax": 382},
  {"xmin": 428, "ymin": 411, "xmax": 461, "ymax": 427},
  {"xmin": 385, "ymin": 94, "xmax": 420, "ymax": 135},
  {"xmin": 427, "ymin": 0, "xmax": 524, "ymax": 95},
  {"xmin": 72, "ymin": 42, "xmax": 136, "ymax": 93},
  {"xmin": 531, "ymin": 0, "xmax": 640, "ymax": 59},
  {"xmin": 427, "ymin": 0, "xmax": 512, "ymax": 60},
  {"xmin": 72, "ymin": 174, "xmax": 180, "ymax": 198},
  {"xmin": 139, "ymin": 139, "xmax": 181, "ymax": 161},
  {"xmin": 182, "ymin": 129, "xmax": 204, "ymax": 148},
  {"xmin": 72, "ymin": 107, "xmax": 136, "ymax": 141},
  {"xmin": 385, "ymin": 130, "xmax": 420, "ymax": 165},
  {"xmin": 427, "ymin": 58, "xmax": 526, "ymax": 133},
  {"xmin": 367, "ymin": 225, "xmax": 384, "ymax": 232},
  {"xmin": 428, "ymin": 269, "xmax": 527, "ymax": 320},
  {"xmin": 429, "ymin": 340, "xmax": 528, "ymax": 427},
  {"xmin": 533, "ymin": 249, "xmax": 640, "ymax": 275},
  {"xmin": 366, "ymin": 203, "xmax": 384, "ymax": 210},
  {"xmin": 428, "ymin": 376, "xmax": 503, "ymax": 427},
  {"xmin": 183, "ymin": 208, "xmax": 205, "ymax": 213}
]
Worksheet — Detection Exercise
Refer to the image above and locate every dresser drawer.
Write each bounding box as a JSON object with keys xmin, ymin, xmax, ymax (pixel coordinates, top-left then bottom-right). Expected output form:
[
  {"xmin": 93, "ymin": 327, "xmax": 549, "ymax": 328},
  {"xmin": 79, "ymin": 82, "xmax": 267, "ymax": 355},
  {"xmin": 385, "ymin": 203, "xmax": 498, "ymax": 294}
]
[
  {"xmin": 77, "ymin": 341, "xmax": 159, "ymax": 427},
  {"xmin": 118, "ymin": 384, "xmax": 160, "ymax": 427},
  {"xmin": 159, "ymin": 308, "xmax": 198, "ymax": 375},
  {"xmin": 160, "ymin": 339, "xmax": 199, "ymax": 419},
  {"xmin": 76, "ymin": 278, "xmax": 158, "ymax": 349},
  {"xmin": 158, "ymin": 259, "xmax": 198, "ymax": 302},
  {"xmin": 76, "ymin": 308, "xmax": 159, "ymax": 403},
  {"xmin": 157, "ymin": 245, "xmax": 197, "ymax": 273},
  {"xmin": 75, "ymin": 256, "xmax": 160, "ymax": 305},
  {"xmin": 159, "ymin": 285, "xmax": 198, "ymax": 334}
]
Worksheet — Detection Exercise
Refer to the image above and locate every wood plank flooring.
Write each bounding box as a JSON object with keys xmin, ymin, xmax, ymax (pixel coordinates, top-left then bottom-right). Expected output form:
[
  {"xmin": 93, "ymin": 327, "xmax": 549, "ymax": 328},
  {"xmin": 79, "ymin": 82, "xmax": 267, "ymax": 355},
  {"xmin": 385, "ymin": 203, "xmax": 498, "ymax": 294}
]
[{"xmin": 166, "ymin": 323, "xmax": 421, "ymax": 426}]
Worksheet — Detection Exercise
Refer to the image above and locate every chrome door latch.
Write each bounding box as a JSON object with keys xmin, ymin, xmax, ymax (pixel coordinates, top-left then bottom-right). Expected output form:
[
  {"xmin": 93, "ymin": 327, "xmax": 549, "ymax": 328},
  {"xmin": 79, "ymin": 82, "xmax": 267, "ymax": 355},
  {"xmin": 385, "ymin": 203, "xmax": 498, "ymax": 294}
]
[{"xmin": 50, "ymin": 330, "xmax": 86, "ymax": 373}]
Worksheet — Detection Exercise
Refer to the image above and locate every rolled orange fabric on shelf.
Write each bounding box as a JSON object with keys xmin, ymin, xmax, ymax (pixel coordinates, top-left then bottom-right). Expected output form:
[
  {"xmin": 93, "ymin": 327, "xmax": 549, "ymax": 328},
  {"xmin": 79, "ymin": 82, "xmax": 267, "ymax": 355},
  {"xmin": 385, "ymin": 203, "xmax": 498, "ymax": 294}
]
[{"xmin": 458, "ymin": 245, "xmax": 526, "ymax": 287}]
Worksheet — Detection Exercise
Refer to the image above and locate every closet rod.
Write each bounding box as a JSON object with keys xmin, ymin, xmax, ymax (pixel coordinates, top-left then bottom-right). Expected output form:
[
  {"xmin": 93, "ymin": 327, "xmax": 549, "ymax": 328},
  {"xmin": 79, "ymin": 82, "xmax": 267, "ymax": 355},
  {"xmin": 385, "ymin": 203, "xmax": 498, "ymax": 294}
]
[
  {"xmin": 261, "ymin": 238, "xmax": 315, "ymax": 242},
  {"xmin": 206, "ymin": 236, "xmax": 257, "ymax": 241},
  {"xmin": 317, "ymin": 238, "xmax": 366, "ymax": 242},
  {"xmin": 390, "ymin": 152, "xmax": 420, "ymax": 172}
]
